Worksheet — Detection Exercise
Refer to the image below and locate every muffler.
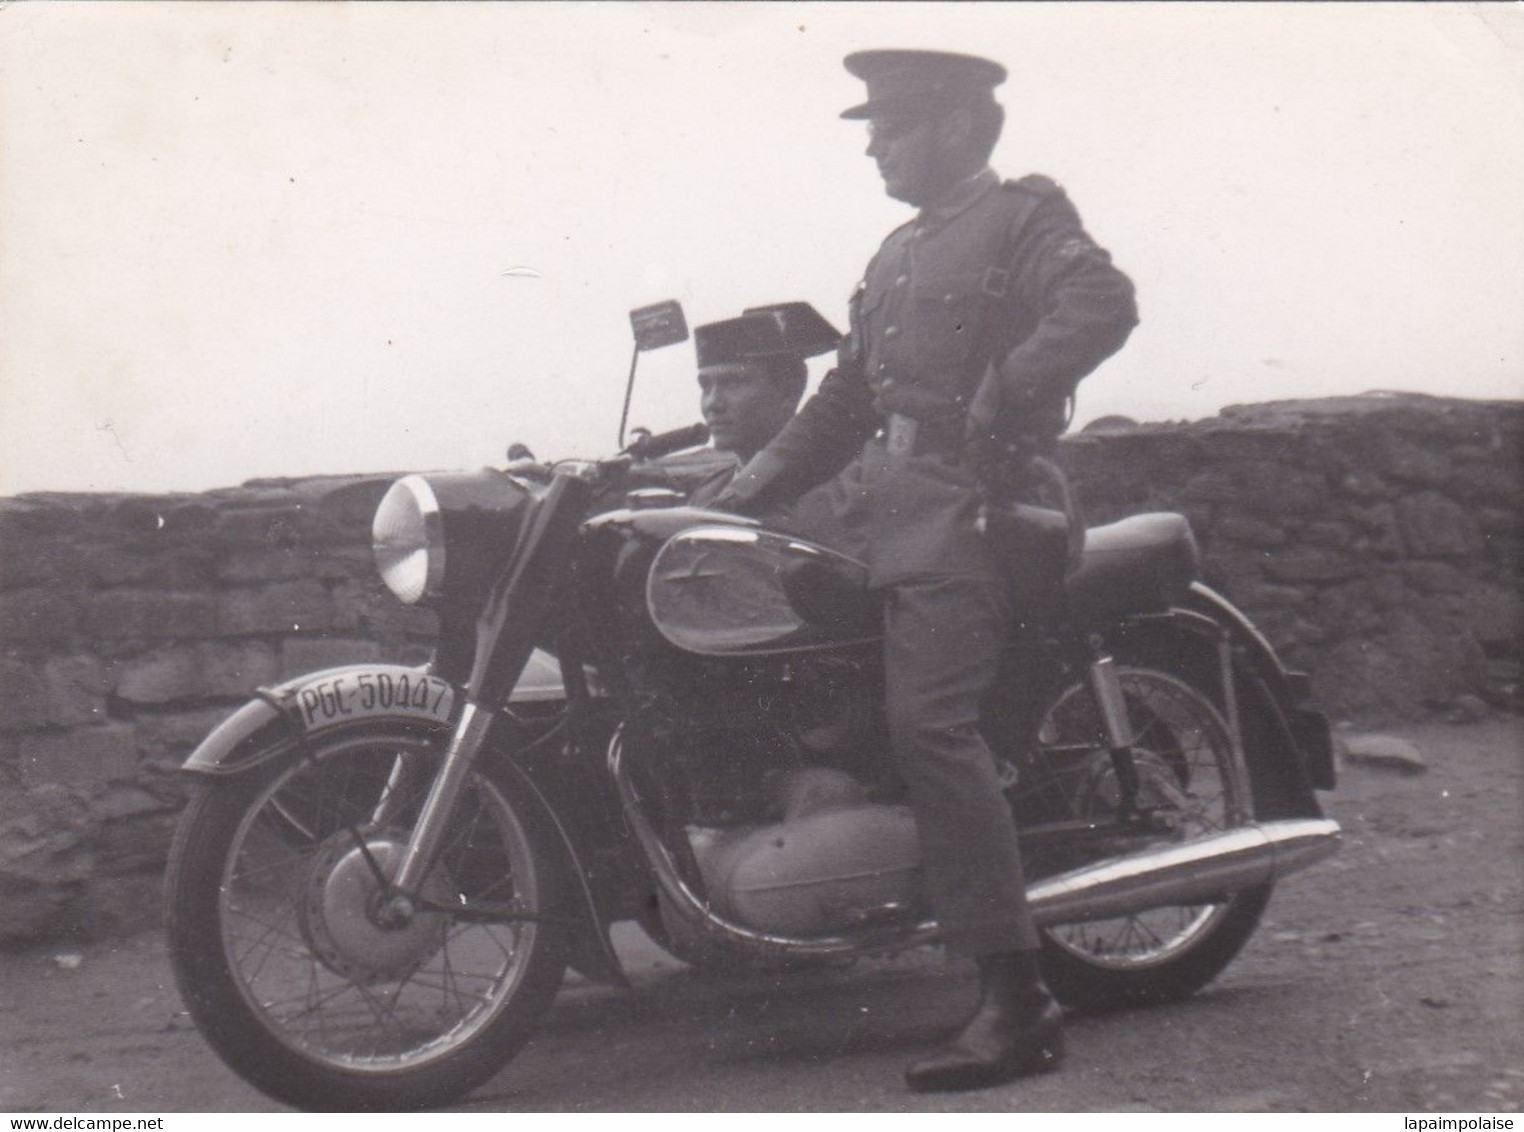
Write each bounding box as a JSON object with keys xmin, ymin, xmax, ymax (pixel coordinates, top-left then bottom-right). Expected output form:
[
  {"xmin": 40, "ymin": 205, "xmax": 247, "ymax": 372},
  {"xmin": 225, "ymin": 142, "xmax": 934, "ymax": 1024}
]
[{"xmin": 1028, "ymin": 818, "xmax": 1341, "ymax": 927}]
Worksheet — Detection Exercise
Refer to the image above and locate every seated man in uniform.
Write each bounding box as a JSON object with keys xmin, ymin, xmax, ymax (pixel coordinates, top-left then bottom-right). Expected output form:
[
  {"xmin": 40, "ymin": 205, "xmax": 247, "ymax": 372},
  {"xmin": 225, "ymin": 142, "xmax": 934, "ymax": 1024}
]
[{"xmin": 683, "ymin": 303, "xmax": 841, "ymax": 509}]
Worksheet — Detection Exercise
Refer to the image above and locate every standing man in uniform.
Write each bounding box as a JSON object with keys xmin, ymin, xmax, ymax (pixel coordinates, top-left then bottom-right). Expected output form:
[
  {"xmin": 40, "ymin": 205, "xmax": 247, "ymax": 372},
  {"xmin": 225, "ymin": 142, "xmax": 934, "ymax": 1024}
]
[{"xmin": 714, "ymin": 50, "xmax": 1139, "ymax": 1092}]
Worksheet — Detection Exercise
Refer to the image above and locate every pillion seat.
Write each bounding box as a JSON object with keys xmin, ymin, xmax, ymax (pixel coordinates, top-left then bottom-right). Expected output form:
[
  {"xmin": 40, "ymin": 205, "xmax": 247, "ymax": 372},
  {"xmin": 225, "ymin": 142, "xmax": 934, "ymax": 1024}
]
[{"xmin": 1065, "ymin": 512, "xmax": 1200, "ymax": 623}]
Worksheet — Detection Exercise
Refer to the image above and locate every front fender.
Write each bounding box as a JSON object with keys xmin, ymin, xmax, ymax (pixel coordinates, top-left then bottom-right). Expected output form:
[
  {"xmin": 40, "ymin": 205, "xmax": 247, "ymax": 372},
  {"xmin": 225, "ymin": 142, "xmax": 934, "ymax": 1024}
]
[
  {"xmin": 182, "ymin": 664, "xmax": 460, "ymax": 778},
  {"xmin": 182, "ymin": 651, "xmax": 579, "ymax": 777}
]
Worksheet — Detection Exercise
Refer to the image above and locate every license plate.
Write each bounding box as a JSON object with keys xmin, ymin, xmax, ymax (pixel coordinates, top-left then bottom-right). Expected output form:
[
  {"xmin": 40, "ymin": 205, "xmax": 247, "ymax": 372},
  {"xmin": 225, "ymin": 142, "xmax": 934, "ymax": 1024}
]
[{"xmin": 292, "ymin": 670, "xmax": 455, "ymax": 730}]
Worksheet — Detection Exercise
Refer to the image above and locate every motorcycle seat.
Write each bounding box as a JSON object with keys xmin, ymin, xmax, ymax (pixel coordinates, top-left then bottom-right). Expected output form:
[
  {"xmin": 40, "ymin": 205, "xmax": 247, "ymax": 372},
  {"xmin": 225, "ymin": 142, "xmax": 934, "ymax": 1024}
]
[{"xmin": 1065, "ymin": 512, "xmax": 1200, "ymax": 623}]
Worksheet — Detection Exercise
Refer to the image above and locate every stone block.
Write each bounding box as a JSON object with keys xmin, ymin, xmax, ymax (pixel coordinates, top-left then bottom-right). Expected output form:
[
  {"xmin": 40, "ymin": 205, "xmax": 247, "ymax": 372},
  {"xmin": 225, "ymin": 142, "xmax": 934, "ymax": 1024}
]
[
  {"xmin": 1460, "ymin": 584, "xmax": 1523, "ymax": 650},
  {"xmin": 1217, "ymin": 577, "xmax": 1306, "ymax": 612},
  {"xmin": 1448, "ymin": 460, "xmax": 1519, "ymax": 504},
  {"xmin": 1347, "ymin": 502, "xmax": 1403, "ymax": 558},
  {"xmin": 41, "ymin": 655, "xmax": 111, "ymax": 726},
  {"xmin": 1339, "ymin": 470, "xmax": 1390, "ymax": 500},
  {"xmin": 89, "ymin": 784, "xmax": 177, "ymax": 823},
  {"xmin": 368, "ymin": 600, "xmax": 440, "ymax": 643},
  {"xmin": 17, "ymin": 725, "xmax": 138, "ymax": 791},
  {"xmin": 86, "ymin": 543, "xmax": 217, "ymax": 589},
  {"xmin": 0, "ymin": 499, "xmax": 88, "ymax": 539},
  {"xmin": 1263, "ymin": 549, "xmax": 1360, "ymax": 583},
  {"xmin": 200, "ymin": 640, "xmax": 281, "ymax": 696},
  {"xmin": 1341, "ymin": 733, "xmax": 1427, "ymax": 775},
  {"xmin": 114, "ymin": 645, "xmax": 202, "ymax": 704},
  {"xmin": 1239, "ymin": 467, "xmax": 1330, "ymax": 517},
  {"xmin": 279, "ymin": 636, "xmax": 382, "ymax": 678},
  {"xmin": 134, "ymin": 706, "xmax": 241, "ymax": 765},
  {"xmin": 1179, "ymin": 470, "xmax": 1240, "ymax": 504},
  {"xmin": 1372, "ymin": 433, "xmax": 1451, "ymax": 486},
  {"xmin": 1303, "ymin": 521, "xmax": 1351, "ymax": 549},
  {"xmin": 1400, "ymin": 561, "xmax": 1470, "ymax": 596},
  {"xmin": 95, "ymin": 808, "xmax": 179, "ymax": 875},
  {"xmin": 217, "ymin": 546, "xmax": 322, "ymax": 584},
  {"xmin": 1214, "ymin": 516, "xmax": 1287, "ymax": 549},
  {"xmin": 0, "ymin": 533, "xmax": 87, "ymax": 589},
  {"xmin": 1396, "ymin": 492, "xmax": 1480, "ymax": 558},
  {"xmin": 1307, "ymin": 608, "xmax": 1486, "ymax": 720},
  {"xmin": 0, "ymin": 589, "xmax": 81, "ymax": 645},
  {"xmin": 160, "ymin": 501, "xmax": 220, "ymax": 534},
  {"xmin": 84, "ymin": 591, "xmax": 220, "ymax": 641},
  {"xmin": 116, "ymin": 641, "xmax": 277, "ymax": 704},
  {"xmin": 218, "ymin": 579, "xmax": 335, "ymax": 635},
  {"xmin": 215, "ymin": 504, "xmax": 307, "ymax": 547},
  {"xmin": 0, "ymin": 655, "xmax": 52, "ymax": 733}
]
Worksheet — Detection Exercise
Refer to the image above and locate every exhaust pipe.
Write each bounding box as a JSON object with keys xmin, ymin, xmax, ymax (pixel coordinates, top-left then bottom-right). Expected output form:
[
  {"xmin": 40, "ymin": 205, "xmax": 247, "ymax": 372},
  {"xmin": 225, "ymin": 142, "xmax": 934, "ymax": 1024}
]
[{"xmin": 1029, "ymin": 818, "xmax": 1341, "ymax": 927}]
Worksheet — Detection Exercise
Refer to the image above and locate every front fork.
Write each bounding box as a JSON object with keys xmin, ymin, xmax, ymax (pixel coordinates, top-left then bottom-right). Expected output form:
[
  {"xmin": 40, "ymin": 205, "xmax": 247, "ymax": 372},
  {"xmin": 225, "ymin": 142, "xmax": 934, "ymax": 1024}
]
[
  {"xmin": 375, "ymin": 471, "xmax": 595, "ymax": 925},
  {"xmin": 377, "ymin": 701, "xmax": 494, "ymax": 922}
]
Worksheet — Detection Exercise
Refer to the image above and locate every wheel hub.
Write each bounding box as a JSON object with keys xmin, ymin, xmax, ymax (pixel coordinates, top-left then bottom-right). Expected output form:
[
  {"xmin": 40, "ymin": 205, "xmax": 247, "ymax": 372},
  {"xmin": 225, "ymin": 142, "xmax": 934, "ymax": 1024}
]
[
  {"xmin": 1078, "ymin": 749, "xmax": 1197, "ymax": 834},
  {"xmin": 297, "ymin": 835, "xmax": 453, "ymax": 985}
]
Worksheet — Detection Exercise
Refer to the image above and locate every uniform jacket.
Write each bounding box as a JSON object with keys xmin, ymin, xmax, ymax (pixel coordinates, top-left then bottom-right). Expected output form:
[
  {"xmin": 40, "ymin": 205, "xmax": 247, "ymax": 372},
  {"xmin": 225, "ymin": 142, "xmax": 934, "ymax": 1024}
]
[{"xmin": 751, "ymin": 168, "xmax": 1138, "ymax": 585}]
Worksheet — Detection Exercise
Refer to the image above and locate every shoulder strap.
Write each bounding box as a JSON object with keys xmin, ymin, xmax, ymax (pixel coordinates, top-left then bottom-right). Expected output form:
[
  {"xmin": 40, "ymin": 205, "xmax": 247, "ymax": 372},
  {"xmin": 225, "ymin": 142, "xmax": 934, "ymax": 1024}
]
[{"xmin": 968, "ymin": 177, "xmax": 1076, "ymax": 427}]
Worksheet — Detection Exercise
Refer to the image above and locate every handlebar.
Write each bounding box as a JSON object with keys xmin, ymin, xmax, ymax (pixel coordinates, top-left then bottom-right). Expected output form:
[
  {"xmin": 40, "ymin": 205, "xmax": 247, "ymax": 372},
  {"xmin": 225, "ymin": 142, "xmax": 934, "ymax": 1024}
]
[{"xmin": 621, "ymin": 422, "xmax": 710, "ymax": 462}]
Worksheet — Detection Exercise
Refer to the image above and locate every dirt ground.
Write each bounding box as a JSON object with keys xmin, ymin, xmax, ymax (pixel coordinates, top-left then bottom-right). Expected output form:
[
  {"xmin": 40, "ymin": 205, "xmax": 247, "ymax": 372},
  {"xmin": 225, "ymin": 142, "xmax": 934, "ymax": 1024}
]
[{"xmin": 1, "ymin": 718, "xmax": 1520, "ymax": 1113}]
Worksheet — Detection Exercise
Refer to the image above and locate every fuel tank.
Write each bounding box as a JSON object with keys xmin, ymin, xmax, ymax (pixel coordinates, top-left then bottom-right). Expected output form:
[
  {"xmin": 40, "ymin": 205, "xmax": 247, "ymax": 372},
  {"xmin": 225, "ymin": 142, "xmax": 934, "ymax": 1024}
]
[
  {"xmin": 581, "ymin": 508, "xmax": 881, "ymax": 659},
  {"xmin": 647, "ymin": 525, "xmax": 880, "ymax": 656}
]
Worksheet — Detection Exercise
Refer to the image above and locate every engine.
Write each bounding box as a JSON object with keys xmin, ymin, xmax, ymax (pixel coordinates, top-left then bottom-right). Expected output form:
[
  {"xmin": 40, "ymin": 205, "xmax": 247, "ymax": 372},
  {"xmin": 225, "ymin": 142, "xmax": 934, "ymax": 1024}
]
[{"xmin": 630, "ymin": 652, "xmax": 930, "ymax": 938}]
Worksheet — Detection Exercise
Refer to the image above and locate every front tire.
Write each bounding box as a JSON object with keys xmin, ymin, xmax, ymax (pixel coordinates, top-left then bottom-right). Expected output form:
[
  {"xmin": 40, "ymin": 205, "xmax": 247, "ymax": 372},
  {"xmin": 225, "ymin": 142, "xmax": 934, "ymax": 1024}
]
[
  {"xmin": 165, "ymin": 722, "xmax": 571, "ymax": 1111},
  {"xmin": 1018, "ymin": 667, "xmax": 1270, "ymax": 1012}
]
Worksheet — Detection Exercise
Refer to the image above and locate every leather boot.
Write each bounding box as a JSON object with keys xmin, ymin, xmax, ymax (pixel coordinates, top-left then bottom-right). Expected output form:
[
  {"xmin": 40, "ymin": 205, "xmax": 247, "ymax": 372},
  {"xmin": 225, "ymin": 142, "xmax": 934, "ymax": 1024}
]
[{"xmin": 905, "ymin": 951, "xmax": 1065, "ymax": 1093}]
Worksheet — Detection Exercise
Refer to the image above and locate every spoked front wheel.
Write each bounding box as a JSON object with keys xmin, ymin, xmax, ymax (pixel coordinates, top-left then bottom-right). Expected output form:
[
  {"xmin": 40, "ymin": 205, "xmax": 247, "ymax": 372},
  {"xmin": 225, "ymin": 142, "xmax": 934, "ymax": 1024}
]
[
  {"xmin": 165, "ymin": 723, "xmax": 571, "ymax": 1111},
  {"xmin": 1022, "ymin": 667, "xmax": 1272, "ymax": 1011}
]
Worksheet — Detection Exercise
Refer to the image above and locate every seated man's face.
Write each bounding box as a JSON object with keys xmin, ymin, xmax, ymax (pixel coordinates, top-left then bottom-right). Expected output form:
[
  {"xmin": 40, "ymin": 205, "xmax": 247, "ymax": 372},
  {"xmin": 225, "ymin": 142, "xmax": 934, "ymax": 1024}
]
[{"xmin": 698, "ymin": 362, "xmax": 797, "ymax": 462}]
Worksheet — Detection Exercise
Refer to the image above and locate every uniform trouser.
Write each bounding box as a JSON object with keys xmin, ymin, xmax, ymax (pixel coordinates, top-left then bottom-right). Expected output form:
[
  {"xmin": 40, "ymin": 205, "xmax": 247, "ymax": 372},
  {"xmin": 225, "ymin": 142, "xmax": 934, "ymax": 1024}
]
[{"xmin": 882, "ymin": 573, "xmax": 1041, "ymax": 956}]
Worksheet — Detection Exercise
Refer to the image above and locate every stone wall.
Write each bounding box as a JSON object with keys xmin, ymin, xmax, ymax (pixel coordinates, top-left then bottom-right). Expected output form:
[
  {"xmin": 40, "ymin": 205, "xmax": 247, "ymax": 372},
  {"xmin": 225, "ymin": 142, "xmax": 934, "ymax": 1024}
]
[
  {"xmin": 0, "ymin": 475, "xmax": 435, "ymax": 944},
  {"xmin": 1064, "ymin": 395, "xmax": 1520, "ymax": 719},
  {"xmin": 0, "ymin": 393, "xmax": 1518, "ymax": 945}
]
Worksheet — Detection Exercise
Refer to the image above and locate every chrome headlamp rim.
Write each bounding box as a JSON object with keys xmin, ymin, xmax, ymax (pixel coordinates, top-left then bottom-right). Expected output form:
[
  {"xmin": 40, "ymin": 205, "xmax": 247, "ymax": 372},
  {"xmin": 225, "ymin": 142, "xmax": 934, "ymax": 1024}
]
[{"xmin": 373, "ymin": 475, "xmax": 446, "ymax": 604}]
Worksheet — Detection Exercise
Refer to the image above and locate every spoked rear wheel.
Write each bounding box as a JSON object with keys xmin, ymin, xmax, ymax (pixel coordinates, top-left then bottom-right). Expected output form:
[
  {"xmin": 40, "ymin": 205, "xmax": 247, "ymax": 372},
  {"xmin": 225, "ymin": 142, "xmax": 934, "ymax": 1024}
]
[
  {"xmin": 1021, "ymin": 667, "xmax": 1272, "ymax": 1011},
  {"xmin": 165, "ymin": 724, "xmax": 571, "ymax": 1111}
]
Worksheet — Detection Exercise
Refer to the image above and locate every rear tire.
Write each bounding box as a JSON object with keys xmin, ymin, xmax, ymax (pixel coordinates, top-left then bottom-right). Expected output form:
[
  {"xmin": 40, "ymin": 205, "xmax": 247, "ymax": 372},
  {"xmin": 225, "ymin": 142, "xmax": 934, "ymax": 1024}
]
[
  {"xmin": 1016, "ymin": 667, "xmax": 1270, "ymax": 1012},
  {"xmin": 165, "ymin": 723, "xmax": 571, "ymax": 1110}
]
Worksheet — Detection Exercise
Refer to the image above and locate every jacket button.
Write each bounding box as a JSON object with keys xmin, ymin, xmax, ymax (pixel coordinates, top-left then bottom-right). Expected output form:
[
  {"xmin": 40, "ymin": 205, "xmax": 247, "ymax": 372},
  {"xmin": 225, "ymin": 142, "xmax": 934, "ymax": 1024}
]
[
  {"xmin": 884, "ymin": 325, "xmax": 900, "ymax": 338},
  {"xmin": 944, "ymin": 293, "xmax": 956, "ymax": 304},
  {"xmin": 895, "ymin": 275, "xmax": 908, "ymax": 287}
]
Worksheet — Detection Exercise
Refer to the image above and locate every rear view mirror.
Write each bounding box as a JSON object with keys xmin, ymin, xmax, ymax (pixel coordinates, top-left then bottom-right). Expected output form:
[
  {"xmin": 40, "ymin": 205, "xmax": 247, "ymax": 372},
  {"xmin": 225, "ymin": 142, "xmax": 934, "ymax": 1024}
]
[
  {"xmin": 620, "ymin": 300, "xmax": 690, "ymax": 447},
  {"xmin": 629, "ymin": 300, "xmax": 689, "ymax": 352}
]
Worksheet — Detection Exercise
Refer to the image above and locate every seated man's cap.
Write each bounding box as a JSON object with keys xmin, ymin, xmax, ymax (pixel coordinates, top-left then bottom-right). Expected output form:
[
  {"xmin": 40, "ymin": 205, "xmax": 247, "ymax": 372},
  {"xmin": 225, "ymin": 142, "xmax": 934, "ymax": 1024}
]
[
  {"xmin": 696, "ymin": 304, "xmax": 841, "ymax": 370},
  {"xmin": 840, "ymin": 49, "xmax": 1007, "ymax": 120}
]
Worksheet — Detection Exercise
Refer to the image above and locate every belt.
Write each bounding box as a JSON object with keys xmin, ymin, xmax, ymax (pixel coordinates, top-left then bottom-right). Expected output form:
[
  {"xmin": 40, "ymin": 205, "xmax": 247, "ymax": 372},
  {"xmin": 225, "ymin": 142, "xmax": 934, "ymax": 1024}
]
[{"xmin": 879, "ymin": 412, "xmax": 965, "ymax": 459}]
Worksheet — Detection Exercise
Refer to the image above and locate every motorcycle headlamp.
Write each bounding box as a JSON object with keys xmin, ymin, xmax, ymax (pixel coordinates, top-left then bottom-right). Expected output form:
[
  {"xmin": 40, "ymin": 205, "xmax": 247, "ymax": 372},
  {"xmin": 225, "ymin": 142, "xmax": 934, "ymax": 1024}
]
[{"xmin": 373, "ymin": 475, "xmax": 445, "ymax": 604}]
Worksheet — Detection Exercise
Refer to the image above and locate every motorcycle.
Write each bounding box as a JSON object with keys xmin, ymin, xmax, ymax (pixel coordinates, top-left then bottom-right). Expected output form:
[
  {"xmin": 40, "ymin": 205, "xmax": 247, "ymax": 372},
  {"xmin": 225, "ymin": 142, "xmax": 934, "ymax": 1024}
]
[{"xmin": 165, "ymin": 301, "xmax": 1340, "ymax": 1111}]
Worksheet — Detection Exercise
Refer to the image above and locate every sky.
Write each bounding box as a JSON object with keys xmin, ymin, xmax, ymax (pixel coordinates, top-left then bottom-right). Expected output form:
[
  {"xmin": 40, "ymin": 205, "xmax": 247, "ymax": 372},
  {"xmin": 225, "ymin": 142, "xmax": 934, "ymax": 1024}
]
[{"xmin": 1, "ymin": 1, "xmax": 1521, "ymax": 495}]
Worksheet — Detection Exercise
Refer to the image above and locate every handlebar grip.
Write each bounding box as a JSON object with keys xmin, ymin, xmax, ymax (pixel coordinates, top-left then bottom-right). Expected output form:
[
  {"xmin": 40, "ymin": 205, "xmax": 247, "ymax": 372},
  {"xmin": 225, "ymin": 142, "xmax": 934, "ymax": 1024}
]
[{"xmin": 626, "ymin": 422, "xmax": 710, "ymax": 461}]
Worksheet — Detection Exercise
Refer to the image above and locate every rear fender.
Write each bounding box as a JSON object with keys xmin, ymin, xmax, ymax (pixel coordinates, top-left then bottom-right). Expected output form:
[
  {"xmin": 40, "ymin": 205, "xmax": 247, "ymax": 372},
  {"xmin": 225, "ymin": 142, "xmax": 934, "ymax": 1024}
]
[
  {"xmin": 1115, "ymin": 590, "xmax": 1331, "ymax": 821},
  {"xmin": 1182, "ymin": 584, "xmax": 1336, "ymax": 795},
  {"xmin": 179, "ymin": 662, "xmax": 628, "ymax": 986}
]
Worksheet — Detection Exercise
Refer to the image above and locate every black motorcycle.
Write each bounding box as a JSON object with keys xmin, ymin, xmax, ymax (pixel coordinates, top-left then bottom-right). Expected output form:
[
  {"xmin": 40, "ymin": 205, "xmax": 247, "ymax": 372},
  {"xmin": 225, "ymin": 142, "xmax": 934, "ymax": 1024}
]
[{"xmin": 165, "ymin": 302, "xmax": 1339, "ymax": 1110}]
